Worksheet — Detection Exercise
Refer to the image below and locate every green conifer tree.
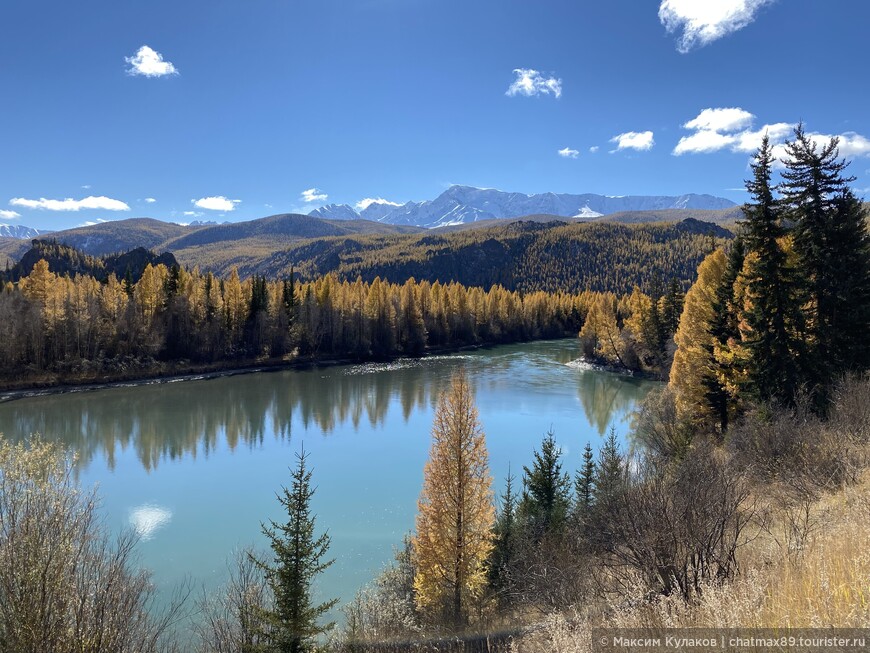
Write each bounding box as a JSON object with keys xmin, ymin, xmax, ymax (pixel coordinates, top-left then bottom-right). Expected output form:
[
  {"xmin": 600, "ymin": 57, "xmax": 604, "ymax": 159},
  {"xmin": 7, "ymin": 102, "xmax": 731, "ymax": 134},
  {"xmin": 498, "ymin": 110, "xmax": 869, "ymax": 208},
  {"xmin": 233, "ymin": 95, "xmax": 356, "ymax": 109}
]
[
  {"xmin": 254, "ymin": 446, "xmax": 337, "ymax": 653},
  {"xmin": 740, "ymin": 135, "xmax": 804, "ymax": 406},
  {"xmin": 518, "ymin": 430, "xmax": 571, "ymax": 538},
  {"xmin": 573, "ymin": 441, "xmax": 596, "ymax": 525},
  {"xmin": 590, "ymin": 428, "xmax": 624, "ymax": 551},
  {"xmin": 662, "ymin": 278, "xmax": 684, "ymax": 337},
  {"xmin": 488, "ymin": 465, "xmax": 517, "ymax": 590},
  {"xmin": 780, "ymin": 124, "xmax": 869, "ymax": 407}
]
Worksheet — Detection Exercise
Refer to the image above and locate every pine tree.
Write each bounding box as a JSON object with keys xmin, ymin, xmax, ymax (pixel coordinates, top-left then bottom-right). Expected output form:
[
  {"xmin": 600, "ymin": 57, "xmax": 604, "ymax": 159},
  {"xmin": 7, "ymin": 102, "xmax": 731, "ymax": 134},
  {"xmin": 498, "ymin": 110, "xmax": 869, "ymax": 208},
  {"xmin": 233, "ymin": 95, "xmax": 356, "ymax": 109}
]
[
  {"xmin": 825, "ymin": 190, "xmax": 870, "ymax": 373},
  {"xmin": 518, "ymin": 430, "xmax": 572, "ymax": 538},
  {"xmin": 739, "ymin": 135, "xmax": 804, "ymax": 406},
  {"xmin": 780, "ymin": 124, "xmax": 869, "ymax": 406},
  {"xmin": 573, "ymin": 442, "xmax": 596, "ymax": 525},
  {"xmin": 589, "ymin": 428, "xmax": 624, "ymax": 551},
  {"xmin": 488, "ymin": 466, "xmax": 517, "ymax": 591},
  {"xmin": 413, "ymin": 371, "xmax": 495, "ymax": 629},
  {"xmin": 254, "ymin": 446, "xmax": 337, "ymax": 653}
]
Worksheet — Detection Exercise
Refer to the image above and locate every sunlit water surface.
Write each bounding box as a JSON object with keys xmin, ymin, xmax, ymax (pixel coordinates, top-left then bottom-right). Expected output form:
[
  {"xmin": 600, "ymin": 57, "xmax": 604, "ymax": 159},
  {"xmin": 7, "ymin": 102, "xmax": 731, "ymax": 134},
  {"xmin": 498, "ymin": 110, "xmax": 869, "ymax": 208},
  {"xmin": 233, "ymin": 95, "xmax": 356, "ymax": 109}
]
[{"xmin": 0, "ymin": 339, "xmax": 655, "ymax": 625}]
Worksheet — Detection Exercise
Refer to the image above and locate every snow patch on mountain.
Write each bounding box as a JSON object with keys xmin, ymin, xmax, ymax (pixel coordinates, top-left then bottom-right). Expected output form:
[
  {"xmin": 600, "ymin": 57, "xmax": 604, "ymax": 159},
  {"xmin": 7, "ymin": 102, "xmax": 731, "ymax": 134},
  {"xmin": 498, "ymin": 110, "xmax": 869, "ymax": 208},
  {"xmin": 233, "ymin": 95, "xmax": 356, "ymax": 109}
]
[
  {"xmin": 0, "ymin": 224, "xmax": 49, "ymax": 239},
  {"xmin": 574, "ymin": 206, "xmax": 604, "ymax": 218}
]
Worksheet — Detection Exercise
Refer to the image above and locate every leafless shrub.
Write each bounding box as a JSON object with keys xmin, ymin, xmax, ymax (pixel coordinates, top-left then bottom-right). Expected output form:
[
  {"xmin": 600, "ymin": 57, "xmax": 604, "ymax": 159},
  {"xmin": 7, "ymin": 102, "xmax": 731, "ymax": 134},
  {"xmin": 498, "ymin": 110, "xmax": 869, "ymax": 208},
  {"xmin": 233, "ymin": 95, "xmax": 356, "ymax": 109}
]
[
  {"xmin": 598, "ymin": 442, "xmax": 758, "ymax": 601},
  {"xmin": 632, "ymin": 386, "xmax": 695, "ymax": 460},
  {"xmin": 193, "ymin": 547, "xmax": 271, "ymax": 653},
  {"xmin": 337, "ymin": 537, "xmax": 421, "ymax": 649},
  {"xmin": 729, "ymin": 390, "xmax": 866, "ymax": 495},
  {"xmin": 506, "ymin": 533, "xmax": 593, "ymax": 614},
  {"xmin": 828, "ymin": 374, "xmax": 870, "ymax": 445},
  {"xmin": 0, "ymin": 434, "xmax": 187, "ymax": 653}
]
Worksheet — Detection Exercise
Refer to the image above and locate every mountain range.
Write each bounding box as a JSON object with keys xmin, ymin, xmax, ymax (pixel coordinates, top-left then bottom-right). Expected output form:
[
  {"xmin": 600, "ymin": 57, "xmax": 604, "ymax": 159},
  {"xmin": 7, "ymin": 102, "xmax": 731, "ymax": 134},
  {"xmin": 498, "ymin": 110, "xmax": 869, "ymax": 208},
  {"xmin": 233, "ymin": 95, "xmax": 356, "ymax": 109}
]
[
  {"xmin": 0, "ymin": 224, "xmax": 51, "ymax": 239},
  {"xmin": 309, "ymin": 185, "xmax": 737, "ymax": 227}
]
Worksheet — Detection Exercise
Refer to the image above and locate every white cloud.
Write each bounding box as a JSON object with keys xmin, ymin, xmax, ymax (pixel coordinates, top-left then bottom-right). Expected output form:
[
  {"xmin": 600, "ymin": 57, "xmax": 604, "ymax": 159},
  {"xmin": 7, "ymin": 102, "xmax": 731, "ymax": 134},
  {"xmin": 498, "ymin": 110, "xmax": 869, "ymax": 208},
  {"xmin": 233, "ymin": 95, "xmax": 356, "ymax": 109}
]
[
  {"xmin": 506, "ymin": 68, "xmax": 562, "ymax": 98},
  {"xmin": 558, "ymin": 147, "xmax": 580, "ymax": 159},
  {"xmin": 817, "ymin": 132, "xmax": 870, "ymax": 159},
  {"xmin": 0, "ymin": 210, "xmax": 21, "ymax": 220},
  {"xmin": 355, "ymin": 197, "xmax": 402, "ymax": 211},
  {"xmin": 610, "ymin": 131, "xmax": 655, "ymax": 151},
  {"xmin": 80, "ymin": 218, "xmax": 109, "ymax": 227},
  {"xmin": 674, "ymin": 129, "xmax": 738, "ymax": 155},
  {"xmin": 192, "ymin": 196, "xmax": 240, "ymax": 211},
  {"xmin": 731, "ymin": 122, "xmax": 793, "ymax": 153},
  {"xmin": 301, "ymin": 188, "xmax": 328, "ymax": 203},
  {"xmin": 81, "ymin": 184, "xmax": 91, "ymax": 189},
  {"xmin": 183, "ymin": 211, "xmax": 203, "ymax": 217},
  {"xmin": 684, "ymin": 107, "xmax": 755, "ymax": 133},
  {"xmin": 589, "ymin": 146, "xmax": 600, "ymax": 153},
  {"xmin": 144, "ymin": 197, "xmax": 157, "ymax": 204},
  {"xmin": 672, "ymin": 108, "xmax": 870, "ymax": 163},
  {"xmin": 125, "ymin": 45, "xmax": 178, "ymax": 77},
  {"xmin": 659, "ymin": 0, "xmax": 774, "ymax": 53},
  {"xmin": 10, "ymin": 195, "xmax": 130, "ymax": 211},
  {"xmin": 674, "ymin": 107, "xmax": 795, "ymax": 155}
]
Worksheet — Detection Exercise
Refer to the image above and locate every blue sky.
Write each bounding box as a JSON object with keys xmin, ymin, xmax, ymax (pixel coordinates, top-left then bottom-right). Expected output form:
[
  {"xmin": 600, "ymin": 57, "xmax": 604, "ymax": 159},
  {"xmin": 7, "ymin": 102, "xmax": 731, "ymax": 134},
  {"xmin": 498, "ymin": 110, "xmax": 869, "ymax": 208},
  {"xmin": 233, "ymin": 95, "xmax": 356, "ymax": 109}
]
[{"xmin": 2, "ymin": 0, "xmax": 869, "ymax": 230}]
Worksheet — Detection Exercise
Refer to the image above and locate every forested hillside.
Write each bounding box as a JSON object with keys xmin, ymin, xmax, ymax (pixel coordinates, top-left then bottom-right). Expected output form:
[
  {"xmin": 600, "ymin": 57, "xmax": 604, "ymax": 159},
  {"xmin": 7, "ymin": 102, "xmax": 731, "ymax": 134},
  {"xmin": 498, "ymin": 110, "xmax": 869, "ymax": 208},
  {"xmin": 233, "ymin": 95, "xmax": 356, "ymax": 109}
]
[
  {"xmin": 258, "ymin": 218, "xmax": 731, "ymax": 295},
  {"xmin": 597, "ymin": 205, "xmax": 743, "ymax": 225},
  {"xmin": 2, "ymin": 212, "xmax": 735, "ymax": 295},
  {"xmin": 3, "ymin": 240, "xmax": 177, "ymax": 284}
]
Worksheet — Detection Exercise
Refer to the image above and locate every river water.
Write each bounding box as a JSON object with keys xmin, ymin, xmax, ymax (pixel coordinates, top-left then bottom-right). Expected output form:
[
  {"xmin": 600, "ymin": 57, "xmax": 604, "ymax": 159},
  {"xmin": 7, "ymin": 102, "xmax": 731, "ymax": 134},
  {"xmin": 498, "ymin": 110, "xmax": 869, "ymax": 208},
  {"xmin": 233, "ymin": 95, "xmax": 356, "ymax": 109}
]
[{"xmin": 0, "ymin": 339, "xmax": 655, "ymax": 621}]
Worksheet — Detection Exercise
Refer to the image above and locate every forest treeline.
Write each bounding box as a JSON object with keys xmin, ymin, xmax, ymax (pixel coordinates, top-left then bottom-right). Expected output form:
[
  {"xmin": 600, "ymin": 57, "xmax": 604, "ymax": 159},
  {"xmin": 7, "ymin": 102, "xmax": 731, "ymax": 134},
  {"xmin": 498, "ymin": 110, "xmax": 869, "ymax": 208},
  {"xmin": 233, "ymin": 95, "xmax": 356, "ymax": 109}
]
[{"xmin": 0, "ymin": 244, "xmax": 686, "ymax": 387}]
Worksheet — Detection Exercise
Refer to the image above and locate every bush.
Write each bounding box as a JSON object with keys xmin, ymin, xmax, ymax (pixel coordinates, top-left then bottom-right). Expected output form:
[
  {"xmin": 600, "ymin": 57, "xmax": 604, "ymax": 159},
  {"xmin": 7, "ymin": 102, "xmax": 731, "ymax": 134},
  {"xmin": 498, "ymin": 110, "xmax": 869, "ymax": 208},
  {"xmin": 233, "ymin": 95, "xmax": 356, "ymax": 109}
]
[{"xmin": 0, "ymin": 435, "xmax": 185, "ymax": 653}]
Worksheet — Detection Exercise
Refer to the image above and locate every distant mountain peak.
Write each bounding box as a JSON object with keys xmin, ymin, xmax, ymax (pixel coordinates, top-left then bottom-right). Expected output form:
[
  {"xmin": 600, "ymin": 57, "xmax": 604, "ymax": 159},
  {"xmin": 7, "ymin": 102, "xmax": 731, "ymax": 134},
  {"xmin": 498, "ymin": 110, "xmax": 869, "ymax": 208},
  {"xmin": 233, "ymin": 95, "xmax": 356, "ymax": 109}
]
[
  {"xmin": 0, "ymin": 224, "xmax": 50, "ymax": 239},
  {"xmin": 309, "ymin": 186, "xmax": 736, "ymax": 228}
]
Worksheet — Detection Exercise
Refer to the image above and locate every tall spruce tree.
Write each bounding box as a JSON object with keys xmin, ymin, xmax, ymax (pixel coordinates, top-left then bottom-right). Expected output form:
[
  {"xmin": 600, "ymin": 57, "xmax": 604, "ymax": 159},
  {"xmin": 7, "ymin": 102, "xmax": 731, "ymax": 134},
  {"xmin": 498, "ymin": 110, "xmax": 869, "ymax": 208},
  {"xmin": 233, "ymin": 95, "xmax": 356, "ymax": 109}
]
[
  {"xmin": 254, "ymin": 446, "xmax": 337, "ymax": 653},
  {"xmin": 780, "ymin": 125, "xmax": 870, "ymax": 406},
  {"xmin": 826, "ymin": 190, "xmax": 870, "ymax": 372},
  {"xmin": 488, "ymin": 466, "xmax": 518, "ymax": 591},
  {"xmin": 589, "ymin": 428, "xmax": 624, "ymax": 552},
  {"xmin": 573, "ymin": 442, "xmax": 596, "ymax": 525},
  {"xmin": 662, "ymin": 278, "xmax": 685, "ymax": 337},
  {"xmin": 518, "ymin": 430, "xmax": 572, "ymax": 538},
  {"xmin": 740, "ymin": 135, "xmax": 804, "ymax": 405}
]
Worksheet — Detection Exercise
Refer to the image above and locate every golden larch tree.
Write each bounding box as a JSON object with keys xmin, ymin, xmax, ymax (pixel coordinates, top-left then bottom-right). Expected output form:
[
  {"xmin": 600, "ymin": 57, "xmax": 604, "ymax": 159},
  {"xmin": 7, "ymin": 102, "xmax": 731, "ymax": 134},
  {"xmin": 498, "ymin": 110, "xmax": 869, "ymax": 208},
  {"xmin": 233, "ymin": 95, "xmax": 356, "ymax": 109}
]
[
  {"xmin": 669, "ymin": 248, "xmax": 727, "ymax": 424},
  {"xmin": 413, "ymin": 370, "xmax": 495, "ymax": 629}
]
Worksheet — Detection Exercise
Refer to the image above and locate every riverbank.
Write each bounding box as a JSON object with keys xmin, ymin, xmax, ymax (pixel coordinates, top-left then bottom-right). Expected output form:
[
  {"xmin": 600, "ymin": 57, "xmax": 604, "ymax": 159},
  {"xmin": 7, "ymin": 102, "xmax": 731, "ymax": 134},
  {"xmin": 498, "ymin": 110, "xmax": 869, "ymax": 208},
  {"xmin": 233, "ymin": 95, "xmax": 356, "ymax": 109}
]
[
  {"xmin": 0, "ymin": 338, "xmax": 671, "ymax": 404},
  {"xmin": 566, "ymin": 355, "xmax": 666, "ymax": 382},
  {"xmin": 0, "ymin": 341, "xmax": 508, "ymax": 403}
]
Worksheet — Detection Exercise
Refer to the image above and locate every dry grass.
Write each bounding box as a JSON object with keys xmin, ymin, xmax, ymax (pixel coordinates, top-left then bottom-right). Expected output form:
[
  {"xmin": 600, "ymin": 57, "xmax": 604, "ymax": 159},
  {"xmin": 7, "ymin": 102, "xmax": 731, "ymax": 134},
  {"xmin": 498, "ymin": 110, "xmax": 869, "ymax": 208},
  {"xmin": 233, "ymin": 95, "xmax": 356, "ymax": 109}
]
[{"xmin": 517, "ymin": 470, "xmax": 870, "ymax": 652}]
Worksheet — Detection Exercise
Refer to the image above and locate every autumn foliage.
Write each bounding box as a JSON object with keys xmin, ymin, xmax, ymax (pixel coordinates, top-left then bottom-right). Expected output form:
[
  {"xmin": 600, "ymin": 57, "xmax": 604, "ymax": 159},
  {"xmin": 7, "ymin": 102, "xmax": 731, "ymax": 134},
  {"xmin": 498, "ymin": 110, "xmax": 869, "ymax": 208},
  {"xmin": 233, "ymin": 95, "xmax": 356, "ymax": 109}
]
[{"xmin": 413, "ymin": 371, "xmax": 495, "ymax": 630}]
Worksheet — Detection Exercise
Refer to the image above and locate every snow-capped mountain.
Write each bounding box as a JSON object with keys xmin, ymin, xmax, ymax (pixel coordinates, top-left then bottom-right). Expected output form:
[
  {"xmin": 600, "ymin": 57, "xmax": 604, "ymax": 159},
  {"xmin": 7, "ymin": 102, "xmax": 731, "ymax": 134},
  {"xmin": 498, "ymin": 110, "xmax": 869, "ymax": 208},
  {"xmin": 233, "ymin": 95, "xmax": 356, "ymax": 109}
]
[
  {"xmin": 308, "ymin": 185, "xmax": 736, "ymax": 228},
  {"xmin": 309, "ymin": 203, "xmax": 363, "ymax": 221},
  {"xmin": 0, "ymin": 224, "xmax": 49, "ymax": 239}
]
